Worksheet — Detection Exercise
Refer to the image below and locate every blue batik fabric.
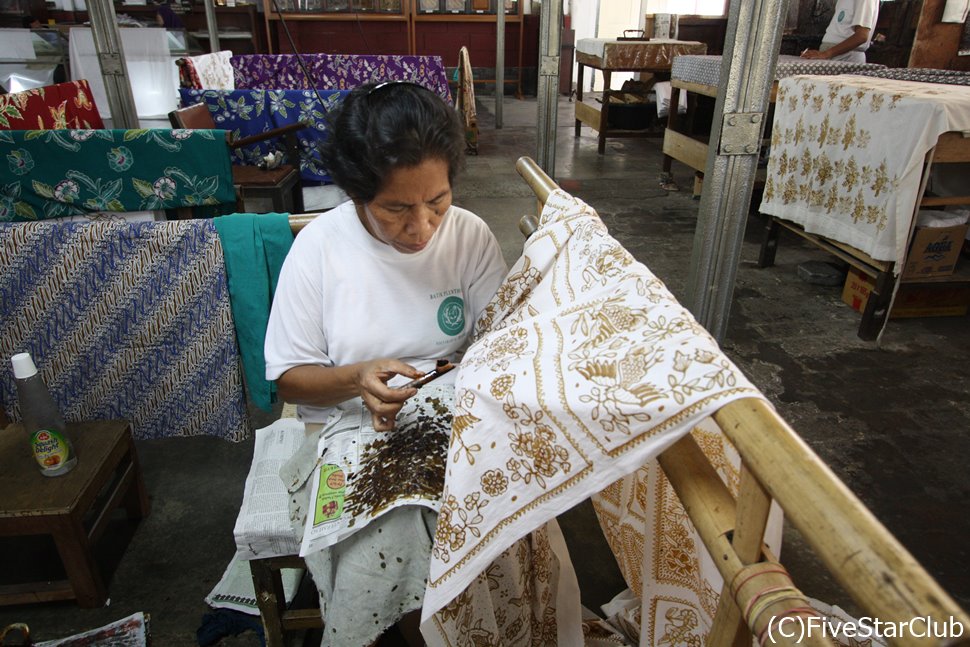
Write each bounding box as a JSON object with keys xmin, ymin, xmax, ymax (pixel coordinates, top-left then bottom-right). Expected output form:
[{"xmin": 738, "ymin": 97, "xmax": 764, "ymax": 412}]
[
  {"xmin": 0, "ymin": 220, "xmax": 250, "ymax": 441},
  {"xmin": 178, "ymin": 89, "xmax": 349, "ymax": 184}
]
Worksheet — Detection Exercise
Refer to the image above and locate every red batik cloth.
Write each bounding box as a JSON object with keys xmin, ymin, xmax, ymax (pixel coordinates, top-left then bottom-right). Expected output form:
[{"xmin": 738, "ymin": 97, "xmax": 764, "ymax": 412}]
[{"xmin": 0, "ymin": 79, "xmax": 104, "ymax": 131}]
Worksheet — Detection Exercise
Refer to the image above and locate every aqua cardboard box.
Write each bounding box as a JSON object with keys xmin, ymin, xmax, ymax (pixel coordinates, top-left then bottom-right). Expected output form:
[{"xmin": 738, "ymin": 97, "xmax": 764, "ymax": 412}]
[{"xmin": 902, "ymin": 224, "xmax": 968, "ymax": 279}]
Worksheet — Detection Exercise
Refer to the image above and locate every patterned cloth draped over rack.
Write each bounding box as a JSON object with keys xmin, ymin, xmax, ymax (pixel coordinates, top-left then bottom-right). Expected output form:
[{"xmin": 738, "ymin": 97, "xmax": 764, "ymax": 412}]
[
  {"xmin": 178, "ymin": 89, "xmax": 348, "ymax": 184},
  {"xmin": 0, "ymin": 80, "xmax": 104, "ymax": 131},
  {"xmin": 229, "ymin": 53, "xmax": 453, "ymax": 103},
  {"xmin": 759, "ymin": 75, "xmax": 970, "ymax": 268},
  {"xmin": 176, "ymin": 50, "xmax": 235, "ymax": 91},
  {"xmin": 420, "ymin": 189, "xmax": 779, "ymax": 644},
  {"xmin": 0, "ymin": 220, "xmax": 249, "ymax": 441},
  {"xmin": 669, "ymin": 54, "xmax": 886, "ymax": 88},
  {"xmin": 0, "ymin": 128, "xmax": 237, "ymax": 222},
  {"xmin": 456, "ymin": 46, "xmax": 478, "ymax": 154}
]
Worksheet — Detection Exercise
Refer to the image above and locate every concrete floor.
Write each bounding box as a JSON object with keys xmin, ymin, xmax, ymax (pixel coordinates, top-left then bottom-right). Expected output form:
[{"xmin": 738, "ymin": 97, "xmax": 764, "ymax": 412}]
[{"xmin": 3, "ymin": 94, "xmax": 969, "ymax": 644}]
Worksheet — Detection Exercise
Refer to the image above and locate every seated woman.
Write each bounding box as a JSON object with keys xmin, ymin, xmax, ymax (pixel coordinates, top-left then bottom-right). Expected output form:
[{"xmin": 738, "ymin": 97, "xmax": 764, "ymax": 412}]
[{"xmin": 264, "ymin": 82, "xmax": 508, "ymax": 646}]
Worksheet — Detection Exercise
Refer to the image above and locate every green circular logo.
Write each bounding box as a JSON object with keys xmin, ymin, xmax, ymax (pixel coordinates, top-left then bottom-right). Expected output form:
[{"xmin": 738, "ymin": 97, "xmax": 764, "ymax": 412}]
[{"xmin": 437, "ymin": 296, "xmax": 465, "ymax": 336}]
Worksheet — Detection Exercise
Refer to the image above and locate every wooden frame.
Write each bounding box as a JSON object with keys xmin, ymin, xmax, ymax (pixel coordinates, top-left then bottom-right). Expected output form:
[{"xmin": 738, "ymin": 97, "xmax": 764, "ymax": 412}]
[{"xmin": 514, "ymin": 155, "xmax": 970, "ymax": 647}]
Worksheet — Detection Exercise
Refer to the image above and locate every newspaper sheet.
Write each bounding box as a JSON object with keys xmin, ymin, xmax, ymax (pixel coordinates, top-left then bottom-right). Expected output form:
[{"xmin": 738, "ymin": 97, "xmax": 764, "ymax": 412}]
[
  {"xmin": 300, "ymin": 385, "xmax": 453, "ymax": 556},
  {"xmin": 233, "ymin": 417, "xmax": 306, "ymax": 560},
  {"xmin": 205, "ymin": 548, "xmax": 303, "ymax": 616}
]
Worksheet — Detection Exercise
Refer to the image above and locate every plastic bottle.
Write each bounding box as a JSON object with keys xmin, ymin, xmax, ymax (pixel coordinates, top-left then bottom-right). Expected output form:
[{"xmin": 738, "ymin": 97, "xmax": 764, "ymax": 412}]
[{"xmin": 11, "ymin": 352, "xmax": 77, "ymax": 477}]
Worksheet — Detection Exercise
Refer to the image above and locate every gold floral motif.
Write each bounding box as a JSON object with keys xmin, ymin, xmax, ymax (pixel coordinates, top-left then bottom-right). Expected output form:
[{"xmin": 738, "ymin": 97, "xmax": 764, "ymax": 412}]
[
  {"xmin": 838, "ymin": 93, "xmax": 854, "ymax": 114},
  {"xmin": 481, "ymin": 326, "xmax": 529, "ymax": 371},
  {"xmin": 666, "ymin": 348, "xmax": 738, "ymax": 405},
  {"xmin": 842, "ymin": 157, "xmax": 859, "ymax": 191},
  {"xmin": 794, "ymin": 119, "xmax": 806, "ymax": 147},
  {"xmin": 800, "ymin": 149, "xmax": 813, "ymax": 177},
  {"xmin": 815, "ymin": 153, "xmax": 833, "ymax": 185},
  {"xmin": 433, "ymin": 491, "xmax": 488, "ymax": 563},
  {"xmin": 870, "ymin": 161, "xmax": 889, "ymax": 197},
  {"xmin": 777, "ymin": 151, "xmax": 790, "ymax": 176},
  {"xmin": 816, "ymin": 115, "xmax": 828, "ymax": 147},
  {"xmin": 506, "ymin": 411, "xmax": 571, "ymax": 489},
  {"xmin": 480, "ymin": 468, "xmax": 509, "ymax": 496},
  {"xmin": 841, "ymin": 114, "xmax": 857, "ymax": 150},
  {"xmin": 812, "ymin": 94, "xmax": 824, "ymax": 113},
  {"xmin": 763, "ymin": 177, "xmax": 775, "ymax": 203},
  {"xmin": 800, "ymin": 84, "xmax": 812, "ymax": 108},
  {"xmin": 451, "ymin": 390, "xmax": 482, "ymax": 464},
  {"xmin": 659, "ymin": 606, "xmax": 702, "ymax": 647},
  {"xmin": 850, "ymin": 192, "xmax": 866, "ymax": 224},
  {"xmin": 782, "ymin": 176, "xmax": 798, "ymax": 204},
  {"xmin": 784, "ymin": 125, "xmax": 795, "ymax": 146},
  {"xmin": 808, "ymin": 188, "xmax": 825, "ymax": 208},
  {"xmin": 572, "ymin": 295, "xmax": 650, "ymax": 350},
  {"xmin": 581, "ymin": 242, "xmax": 634, "ymax": 291},
  {"xmin": 490, "ymin": 373, "xmax": 515, "ymax": 399},
  {"xmin": 869, "ymin": 93, "xmax": 884, "ymax": 113},
  {"xmin": 824, "ymin": 185, "xmax": 839, "ymax": 213}
]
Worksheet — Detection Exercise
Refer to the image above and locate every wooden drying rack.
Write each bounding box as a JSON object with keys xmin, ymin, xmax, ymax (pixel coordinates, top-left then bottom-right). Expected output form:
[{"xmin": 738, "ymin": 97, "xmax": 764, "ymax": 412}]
[
  {"xmin": 271, "ymin": 159, "xmax": 970, "ymax": 647},
  {"xmin": 512, "ymin": 155, "xmax": 969, "ymax": 647}
]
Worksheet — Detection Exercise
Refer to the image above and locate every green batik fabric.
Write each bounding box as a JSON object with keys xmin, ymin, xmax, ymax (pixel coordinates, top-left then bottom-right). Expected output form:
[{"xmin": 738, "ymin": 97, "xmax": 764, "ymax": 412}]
[{"xmin": 0, "ymin": 128, "xmax": 237, "ymax": 221}]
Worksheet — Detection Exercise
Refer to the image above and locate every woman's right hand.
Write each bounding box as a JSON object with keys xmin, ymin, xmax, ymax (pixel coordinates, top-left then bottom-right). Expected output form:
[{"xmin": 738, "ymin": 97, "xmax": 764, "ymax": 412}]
[{"xmin": 354, "ymin": 359, "xmax": 423, "ymax": 431}]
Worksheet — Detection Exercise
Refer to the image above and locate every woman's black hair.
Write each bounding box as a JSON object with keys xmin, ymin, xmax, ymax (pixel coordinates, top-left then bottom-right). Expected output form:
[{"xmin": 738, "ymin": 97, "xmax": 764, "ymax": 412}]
[{"xmin": 320, "ymin": 82, "xmax": 465, "ymax": 203}]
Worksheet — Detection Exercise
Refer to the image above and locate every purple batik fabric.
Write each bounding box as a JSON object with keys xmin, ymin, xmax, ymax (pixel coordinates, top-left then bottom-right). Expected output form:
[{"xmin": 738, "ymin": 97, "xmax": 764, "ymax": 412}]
[{"xmin": 231, "ymin": 54, "xmax": 452, "ymax": 103}]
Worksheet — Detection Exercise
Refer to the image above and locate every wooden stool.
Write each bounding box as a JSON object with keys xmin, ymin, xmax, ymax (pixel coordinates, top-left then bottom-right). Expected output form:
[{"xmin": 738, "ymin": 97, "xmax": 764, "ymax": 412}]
[
  {"xmin": 0, "ymin": 420, "xmax": 149, "ymax": 608},
  {"xmin": 250, "ymin": 554, "xmax": 323, "ymax": 647},
  {"xmin": 234, "ymin": 165, "xmax": 304, "ymax": 214}
]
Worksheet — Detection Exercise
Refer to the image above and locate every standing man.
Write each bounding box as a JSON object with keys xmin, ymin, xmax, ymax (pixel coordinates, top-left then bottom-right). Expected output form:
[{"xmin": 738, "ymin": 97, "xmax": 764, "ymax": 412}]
[{"xmin": 801, "ymin": 0, "xmax": 880, "ymax": 62}]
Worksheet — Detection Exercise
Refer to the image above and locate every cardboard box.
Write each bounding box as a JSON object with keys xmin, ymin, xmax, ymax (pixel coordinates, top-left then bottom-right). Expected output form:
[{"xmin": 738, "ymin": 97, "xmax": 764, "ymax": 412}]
[
  {"xmin": 902, "ymin": 224, "xmax": 968, "ymax": 279},
  {"xmin": 842, "ymin": 268, "xmax": 970, "ymax": 318}
]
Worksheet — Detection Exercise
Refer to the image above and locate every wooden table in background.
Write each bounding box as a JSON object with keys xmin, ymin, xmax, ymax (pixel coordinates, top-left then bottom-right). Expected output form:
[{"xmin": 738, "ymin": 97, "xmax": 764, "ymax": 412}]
[
  {"xmin": 574, "ymin": 38, "xmax": 707, "ymax": 154},
  {"xmin": 0, "ymin": 419, "xmax": 149, "ymax": 608}
]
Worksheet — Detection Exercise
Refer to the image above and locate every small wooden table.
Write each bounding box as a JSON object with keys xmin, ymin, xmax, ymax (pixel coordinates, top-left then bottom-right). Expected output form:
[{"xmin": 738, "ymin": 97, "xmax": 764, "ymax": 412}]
[
  {"xmin": 0, "ymin": 419, "xmax": 149, "ymax": 608},
  {"xmin": 574, "ymin": 38, "xmax": 707, "ymax": 154}
]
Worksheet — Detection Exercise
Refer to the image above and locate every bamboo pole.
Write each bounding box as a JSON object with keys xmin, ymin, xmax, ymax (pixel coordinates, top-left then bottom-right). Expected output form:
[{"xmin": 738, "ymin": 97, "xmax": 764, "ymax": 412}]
[
  {"xmin": 715, "ymin": 398, "xmax": 970, "ymax": 646},
  {"xmin": 510, "ymin": 159, "xmax": 970, "ymax": 645}
]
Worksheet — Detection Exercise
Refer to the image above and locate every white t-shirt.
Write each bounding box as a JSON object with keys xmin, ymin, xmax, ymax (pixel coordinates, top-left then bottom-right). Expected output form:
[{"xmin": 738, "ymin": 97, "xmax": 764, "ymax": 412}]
[
  {"xmin": 264, "ymin": 200, "xmax": 508, "ymax": 423},
  {"xmin": 822, "ymin": 0, "xmax": 879, "ymax": 52}
]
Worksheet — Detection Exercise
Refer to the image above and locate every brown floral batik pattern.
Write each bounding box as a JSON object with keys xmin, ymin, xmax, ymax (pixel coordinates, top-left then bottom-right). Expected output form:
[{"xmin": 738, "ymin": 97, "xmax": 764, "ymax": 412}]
[{"xmin": 425, "ymin": 189, "xmax": 765, "ymax": 643}]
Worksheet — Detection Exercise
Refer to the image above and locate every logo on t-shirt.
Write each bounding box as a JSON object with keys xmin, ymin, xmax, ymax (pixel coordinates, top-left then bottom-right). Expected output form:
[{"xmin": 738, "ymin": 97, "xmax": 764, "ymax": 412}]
[
  {"xmin": 837, "ymin": 9, "xmax": 845, "ymax": 21},
  {"xmin": 437, "ymin": 295, "xmax": 465, "ymax": 336}
]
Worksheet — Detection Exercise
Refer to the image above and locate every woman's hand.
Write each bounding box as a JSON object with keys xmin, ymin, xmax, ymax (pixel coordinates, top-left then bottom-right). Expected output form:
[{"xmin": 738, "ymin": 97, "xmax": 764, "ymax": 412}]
[{"xmin": 354, "ymin": 359, "xmax": 423, "ymax": 431}]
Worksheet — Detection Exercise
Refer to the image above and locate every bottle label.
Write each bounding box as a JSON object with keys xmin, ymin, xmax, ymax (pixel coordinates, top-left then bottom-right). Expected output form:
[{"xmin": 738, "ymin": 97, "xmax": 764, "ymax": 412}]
[{"xmin": 31, "ymin": 428, "xmax": 71, "ymax": 472}]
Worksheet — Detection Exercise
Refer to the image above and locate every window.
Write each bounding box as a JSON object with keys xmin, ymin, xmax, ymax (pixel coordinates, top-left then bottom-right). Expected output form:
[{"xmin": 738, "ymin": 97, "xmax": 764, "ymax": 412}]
[{"xmin": 644, "ymin": 0, "xmax": 727, "ymax": 16}]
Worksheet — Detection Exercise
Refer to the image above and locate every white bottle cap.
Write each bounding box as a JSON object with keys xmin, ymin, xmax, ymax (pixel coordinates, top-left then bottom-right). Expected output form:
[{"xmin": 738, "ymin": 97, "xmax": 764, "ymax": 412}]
[{"xmin": 11, "ymin": 352, "xmax": 38, "ymax": 379}]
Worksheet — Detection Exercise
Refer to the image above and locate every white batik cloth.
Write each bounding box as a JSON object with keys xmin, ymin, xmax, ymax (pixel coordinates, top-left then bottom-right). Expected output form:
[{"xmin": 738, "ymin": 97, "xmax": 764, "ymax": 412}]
[
  {"xmin": 421, "ymin": 189, "xmax": 769, "ymax": 645},
  {"xmin": 760, "ymin": 75, "xmax": 970, "ymax": 267}
]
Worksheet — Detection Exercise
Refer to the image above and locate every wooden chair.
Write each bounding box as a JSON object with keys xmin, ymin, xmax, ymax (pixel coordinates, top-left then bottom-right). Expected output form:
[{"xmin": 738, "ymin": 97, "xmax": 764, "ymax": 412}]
[{"xmin": 168, "ymin": 103, "xmax": 306, "ymax": 214}]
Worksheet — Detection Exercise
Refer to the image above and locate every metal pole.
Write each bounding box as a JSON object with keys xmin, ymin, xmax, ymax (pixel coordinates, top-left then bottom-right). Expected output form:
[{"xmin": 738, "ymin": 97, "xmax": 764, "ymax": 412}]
[
  {"xmin": 86, "ymin": 0, "xmax": 138, "ymax": 128},
  {"xmin": 684, "ymin": 0, "xmax": 787, "ymax": 341},
  {"xmin": 496, "ymin": 0, "xmax": 505, "ymax": 128},
  {"xmin": 535, "ymin": 0, "xmax": 562, "ymax": 176},
  {"xmin": 203, "ymin": 0, "xmax": 221, "ymax": 53}
]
